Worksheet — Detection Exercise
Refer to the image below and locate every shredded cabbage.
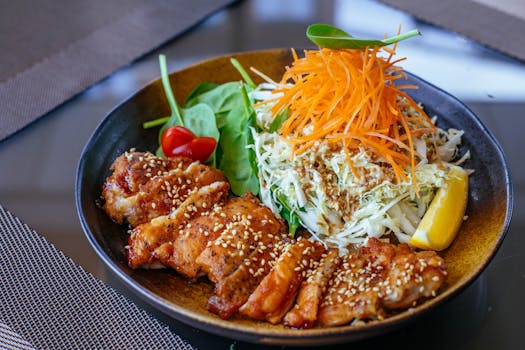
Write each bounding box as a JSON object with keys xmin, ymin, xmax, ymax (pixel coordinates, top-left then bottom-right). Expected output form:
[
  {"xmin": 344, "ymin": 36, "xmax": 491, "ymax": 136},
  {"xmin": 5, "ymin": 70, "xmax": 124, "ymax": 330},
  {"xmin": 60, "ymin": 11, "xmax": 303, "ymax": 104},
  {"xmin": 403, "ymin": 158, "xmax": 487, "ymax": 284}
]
[{"xmin": 250, "ymin": 83, "xmax": 468, "ymax": 253}]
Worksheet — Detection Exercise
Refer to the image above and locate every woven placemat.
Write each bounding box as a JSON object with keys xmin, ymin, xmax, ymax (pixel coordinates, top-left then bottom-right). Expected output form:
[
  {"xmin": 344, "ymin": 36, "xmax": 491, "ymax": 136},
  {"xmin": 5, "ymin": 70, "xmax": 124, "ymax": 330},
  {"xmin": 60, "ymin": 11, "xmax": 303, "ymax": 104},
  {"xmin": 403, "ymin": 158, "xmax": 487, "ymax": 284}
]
[
  {"xmin": 0, "ymin": 205, "xmax": 196, "ymax": 350},
  {"xmin": 0, "ymin": 0, "xmax": 235, "ymax": 142},
  {"xmin": 0, "ymin": 321, "xmax": 36, "ymax": 350}
]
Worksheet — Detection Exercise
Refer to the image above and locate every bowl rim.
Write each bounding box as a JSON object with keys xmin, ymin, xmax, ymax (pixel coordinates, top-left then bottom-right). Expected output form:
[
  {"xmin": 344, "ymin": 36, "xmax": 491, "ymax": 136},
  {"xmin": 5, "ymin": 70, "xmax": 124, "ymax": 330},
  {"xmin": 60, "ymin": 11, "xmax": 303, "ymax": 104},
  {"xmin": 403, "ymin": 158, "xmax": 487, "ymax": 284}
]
[{"xmin": 75, "ymin": 48, "xmax": 513, "ymax": 345}]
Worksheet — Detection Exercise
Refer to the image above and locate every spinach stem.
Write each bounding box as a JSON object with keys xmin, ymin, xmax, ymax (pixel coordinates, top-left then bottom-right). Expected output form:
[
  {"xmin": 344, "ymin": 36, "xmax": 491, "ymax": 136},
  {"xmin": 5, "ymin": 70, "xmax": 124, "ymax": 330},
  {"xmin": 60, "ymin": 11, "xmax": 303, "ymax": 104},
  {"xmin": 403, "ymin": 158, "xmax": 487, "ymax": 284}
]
[
  {"xmin": 159, "ymin": 54, "xmax": 184, "ymax": 126},
  {"xmin": 143, "ymin": 117, "xmax": 170, "ymax": 129},
  {"xmin": 231, "ymin": 58, "xmax": 256, "ymax": 89},
  {"xmin": 239, "ymin": 83, "xmax": 252, "ymax": 116},
  {"xmin": 382, "ymin": 29, "xmax": 421, "ymax": 44}
]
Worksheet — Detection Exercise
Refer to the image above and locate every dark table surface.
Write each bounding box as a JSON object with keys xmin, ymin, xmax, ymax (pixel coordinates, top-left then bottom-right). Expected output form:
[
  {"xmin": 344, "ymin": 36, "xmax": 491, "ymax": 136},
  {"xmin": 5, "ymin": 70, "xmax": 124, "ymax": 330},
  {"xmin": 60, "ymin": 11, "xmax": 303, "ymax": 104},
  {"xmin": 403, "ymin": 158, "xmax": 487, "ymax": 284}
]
[{"xmin": 1, "ymin": 0, "xmax": 524, "ymax": 349}]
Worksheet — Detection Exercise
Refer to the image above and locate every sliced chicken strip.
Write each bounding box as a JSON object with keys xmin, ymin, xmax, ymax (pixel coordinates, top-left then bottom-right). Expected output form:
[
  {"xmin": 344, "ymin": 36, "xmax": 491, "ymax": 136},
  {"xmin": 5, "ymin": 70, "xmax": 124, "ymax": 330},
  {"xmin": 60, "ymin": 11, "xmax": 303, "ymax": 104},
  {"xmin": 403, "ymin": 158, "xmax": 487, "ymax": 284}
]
[
  {"xmin": 239, "ymin": 238, "xmax": 326, "ymax": 324},
  {"xmin": 206, "ymin": 236, "xmax": 290, "ymax": 320},
  {"xmin": 105, "ymin": 151, "xmax": 188, "ymax": 194},
  {"xmin": 154, "ymin": 193, "xmax": 281, "ymax": 279},
  {"xmin": 381, "ymin": 245, "xmax": 447, "ymax": 309},
  {"xmin": 318, "ymin": 238, "xmax": 447, "ymax": 327},
  {"xmin": 318, "ymin": 238, "xmax": 395, "ymax": 326},
  {"xmin": 283, "ymin": 248, "xmax": 340, "ymax": 328}
]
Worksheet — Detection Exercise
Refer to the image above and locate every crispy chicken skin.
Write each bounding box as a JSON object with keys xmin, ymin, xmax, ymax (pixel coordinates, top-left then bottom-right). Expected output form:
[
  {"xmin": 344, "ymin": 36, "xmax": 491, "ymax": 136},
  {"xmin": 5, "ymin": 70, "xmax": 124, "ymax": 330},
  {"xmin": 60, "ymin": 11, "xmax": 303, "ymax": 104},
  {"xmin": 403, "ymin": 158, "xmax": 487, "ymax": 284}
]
[
  {"xmin": 319, "ymin": 238, "xmax": 395, "ymax": 326},
  {"xmin": 154, "ymin": 192, "xmax": 282, "ymax": 279},
  {"xmin": 206, "ymin": 234, "xmax": 290, "ymax": 319},
  {"xmin": 319, "ymin": 238, "xmax": 447, "ymax": 327},
  {"xmin": 239, "ymin": 238, "xmax": 326, "ymax": 324},
  {"xmin": 152, "ymin": 217, "xmax": 223, "ymax": 279},
  {"xmin": 196, "ymin": 193, "xmax": 287, "ymax": 283},
  {"xmin": 102, "ymin": 152, "xmax": 190, "ymax": 222},
  {"xmin": 284, "ymin": 249, "xmax": 341, "ymax": 328},
  {"xmin": 127, "ymin": 181, "xmax": 230, "ymax": 269},
  {"xmin": 105, "ymin": 151, "xmax": 181, "ymax": 194},
  {"xmin": 382, "ymin": 245, "xmax": 447, "ymax": 309},
  {"xmin": 101, "ymin": 151, "xmax": 226, "ymax": 226}
]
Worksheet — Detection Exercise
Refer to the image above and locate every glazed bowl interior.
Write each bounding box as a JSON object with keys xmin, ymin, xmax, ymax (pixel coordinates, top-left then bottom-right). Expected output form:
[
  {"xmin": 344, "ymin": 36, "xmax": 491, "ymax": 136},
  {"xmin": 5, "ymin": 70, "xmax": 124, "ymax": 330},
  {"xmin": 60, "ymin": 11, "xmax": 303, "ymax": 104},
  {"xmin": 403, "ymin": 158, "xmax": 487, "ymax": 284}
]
[{"xmin": 76, "ymin": 49, "xmax": 512, "ymax": 346}]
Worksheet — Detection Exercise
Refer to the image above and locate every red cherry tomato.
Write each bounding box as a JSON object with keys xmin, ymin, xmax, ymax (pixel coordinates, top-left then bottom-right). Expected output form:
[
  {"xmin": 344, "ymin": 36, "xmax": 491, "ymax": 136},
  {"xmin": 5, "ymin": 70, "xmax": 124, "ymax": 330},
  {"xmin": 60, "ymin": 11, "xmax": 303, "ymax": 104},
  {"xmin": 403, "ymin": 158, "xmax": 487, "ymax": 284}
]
[
  {"xmin": 161, "ymin": 126, "xmax": 195, "ymax": 156},
  {"xmin": 171, "ymin": 137, "xmax": 217, "ymax": 163}
]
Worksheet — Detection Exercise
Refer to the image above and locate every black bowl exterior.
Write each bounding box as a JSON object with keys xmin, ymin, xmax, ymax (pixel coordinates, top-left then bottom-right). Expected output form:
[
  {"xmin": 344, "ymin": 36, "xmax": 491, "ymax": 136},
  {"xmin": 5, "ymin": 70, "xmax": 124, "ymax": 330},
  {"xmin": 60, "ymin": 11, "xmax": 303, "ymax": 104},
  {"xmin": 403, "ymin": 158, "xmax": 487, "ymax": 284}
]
[{"xmin": 76, "ymin": 49, "xmax": 512, "ymax": 346}]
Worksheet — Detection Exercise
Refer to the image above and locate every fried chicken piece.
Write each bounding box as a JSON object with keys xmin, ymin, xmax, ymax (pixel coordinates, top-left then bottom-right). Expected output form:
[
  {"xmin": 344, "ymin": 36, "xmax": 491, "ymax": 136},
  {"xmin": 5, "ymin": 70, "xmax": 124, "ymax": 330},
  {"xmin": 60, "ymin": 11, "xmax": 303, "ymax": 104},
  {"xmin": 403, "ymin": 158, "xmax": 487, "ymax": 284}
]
[
  {"xmin": 127, "ymin": 181, "xmax": 230, "ymax": 269},
  {"xmin": 112, "ymin": 168, "xmax": 193, "ymax": 227},
  {"xmin": 102, "ymin": 151, "xmax": 226, "ymax": 226},
  {"xmin": 104, "ymin": 151, "xmax": 183, "ymax": 195},
  {"xmin": 283, "ymin": 249, "xmax": 340, "ymax": 329},
  {"xmin": 154, "ymin": 193, "xmax": 282, "ymax": 279},
  {"xmin": 151, "ymin": 216, "xmax": 222, "ymax": 279},
  {"xmin": 318, "ymin": 238, "xmax": 448, "ymax": 327},
  {"xmin": 318, "ymin": 238, "xmax": 395, "ymax": 326},
  {"xmin": 381, "ymin": 245, "xmax": 447, "ymax": 309},
  {"xmin": 206, "ymin": 235, "xmax": 290, "ymax": 319},
  {"xmin": 195, "ymin": 193, "xmax": 287, "ymax": 283},
  {"xmin": 128, "ymin": 162, "xmax": 227, "ymax": 226},
  {"xmin": 102, "ymin": 151, "xmax": 191, "ymax": 223},
  {"xmin": 239, "ymin": 238, "xmax": 326, "ymax": 324}
]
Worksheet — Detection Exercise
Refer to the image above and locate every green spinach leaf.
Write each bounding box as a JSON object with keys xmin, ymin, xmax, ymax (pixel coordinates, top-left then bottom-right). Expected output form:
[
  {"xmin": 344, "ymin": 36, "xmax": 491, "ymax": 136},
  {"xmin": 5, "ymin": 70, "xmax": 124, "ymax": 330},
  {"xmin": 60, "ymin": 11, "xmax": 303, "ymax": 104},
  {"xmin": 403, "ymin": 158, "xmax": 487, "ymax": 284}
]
[
  {"xmin": 182, "ymin": 104, "xmax": 220, "ymax": 139},
  {"xmin": 184, "ymin": 82, "xmax": 219, "ymax": 106},
  {"xmin": 185, "ymin": 82, "xmax": 241, "ymax": 112},
  {"xmin": 307, "ymin": 23, "xmax": 420, "ymax": 49},
  {"xmin": 182, "ymin": 103, "xmax": 220, "ymax": 167},
  {"xmin": 218, "ymin": 84, "xmax": 259, "ymax": 196}
]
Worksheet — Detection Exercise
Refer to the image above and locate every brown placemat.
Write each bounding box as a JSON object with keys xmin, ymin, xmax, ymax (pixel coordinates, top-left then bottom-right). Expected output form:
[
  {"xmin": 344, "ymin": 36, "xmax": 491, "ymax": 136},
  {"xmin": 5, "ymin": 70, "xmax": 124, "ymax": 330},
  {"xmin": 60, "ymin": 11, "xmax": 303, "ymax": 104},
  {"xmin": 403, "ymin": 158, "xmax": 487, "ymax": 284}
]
[{"xmin": 0, "ymin": 0, "xmax": 236, "ymax": 142}]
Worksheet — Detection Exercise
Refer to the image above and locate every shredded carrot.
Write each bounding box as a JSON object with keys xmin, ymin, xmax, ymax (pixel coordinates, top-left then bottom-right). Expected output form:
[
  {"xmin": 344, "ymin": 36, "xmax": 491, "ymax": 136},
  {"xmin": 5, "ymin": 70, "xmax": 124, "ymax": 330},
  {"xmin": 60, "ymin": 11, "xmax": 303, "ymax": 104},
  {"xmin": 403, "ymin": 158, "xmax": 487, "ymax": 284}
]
[{"xmin": 264, "ymin": 45, "xmax": 436, "ymax": 193}]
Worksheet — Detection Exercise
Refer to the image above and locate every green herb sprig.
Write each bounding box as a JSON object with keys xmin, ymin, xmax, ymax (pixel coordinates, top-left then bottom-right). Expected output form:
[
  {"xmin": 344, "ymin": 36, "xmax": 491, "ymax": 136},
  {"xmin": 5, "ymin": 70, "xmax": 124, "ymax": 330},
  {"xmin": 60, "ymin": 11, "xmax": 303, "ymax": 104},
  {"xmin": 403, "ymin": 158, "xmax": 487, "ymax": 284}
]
[{"xmin": 306, "ymin": 23, "xmax": 420, "ymax": 49}]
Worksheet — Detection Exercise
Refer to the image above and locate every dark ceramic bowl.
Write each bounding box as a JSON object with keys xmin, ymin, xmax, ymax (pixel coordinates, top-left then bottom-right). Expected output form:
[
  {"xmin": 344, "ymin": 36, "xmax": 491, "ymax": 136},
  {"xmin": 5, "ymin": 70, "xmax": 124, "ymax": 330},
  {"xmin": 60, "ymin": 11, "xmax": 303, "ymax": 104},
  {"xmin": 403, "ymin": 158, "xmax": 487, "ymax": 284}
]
[{"xmin": 76, "ymin": 49, "xmax": 513, "ymax": 346}]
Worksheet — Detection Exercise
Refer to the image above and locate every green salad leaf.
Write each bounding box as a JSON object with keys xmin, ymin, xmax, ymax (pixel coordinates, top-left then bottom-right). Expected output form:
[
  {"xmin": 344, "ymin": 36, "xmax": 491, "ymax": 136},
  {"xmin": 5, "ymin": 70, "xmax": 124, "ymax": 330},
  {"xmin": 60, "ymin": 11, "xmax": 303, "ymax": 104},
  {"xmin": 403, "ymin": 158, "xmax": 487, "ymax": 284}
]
[
  {"xmin": 218, "ymin": 84, "xmax": 259, "ymax": 196},
  {"xmin": 182, "ymin": 104, "xmax": 220, "ymax": 139},
  {"xmin": 272, "ymin": 187, "xmax": 301, "ymax": 237},
  {"xmin": 268, "ymin": 109, "xmax": 289, "ymax": 133},
  {"xmin": 145, "ymin": 55, "xmax": 260, "ymax": 196},
  {"xmin": 182, "ymin": 104, "xmax": 220, "ymax": 167},
  {"xmin": 185, "ymin": 81, "xmax": 246, "ymax": 129},
  {"xmin": 184, "ymin": 82, "xmax": 219, "ymax": 105},
  {"xmin": 156, "ymin": 104, "xmax": 217, "ymax": 145},
  {"xmin": 306, "ymin": 23, "xmax": 420, "ymax": 49}
]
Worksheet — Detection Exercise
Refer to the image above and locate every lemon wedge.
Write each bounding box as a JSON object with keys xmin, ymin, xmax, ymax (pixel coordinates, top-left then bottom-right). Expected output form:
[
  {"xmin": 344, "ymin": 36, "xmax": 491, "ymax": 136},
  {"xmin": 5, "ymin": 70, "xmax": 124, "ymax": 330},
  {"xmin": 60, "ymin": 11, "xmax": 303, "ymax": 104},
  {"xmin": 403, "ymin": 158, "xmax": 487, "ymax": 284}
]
[{"xmin": 410, "ymin": 165, "xmax": 469, "ymax": 251}]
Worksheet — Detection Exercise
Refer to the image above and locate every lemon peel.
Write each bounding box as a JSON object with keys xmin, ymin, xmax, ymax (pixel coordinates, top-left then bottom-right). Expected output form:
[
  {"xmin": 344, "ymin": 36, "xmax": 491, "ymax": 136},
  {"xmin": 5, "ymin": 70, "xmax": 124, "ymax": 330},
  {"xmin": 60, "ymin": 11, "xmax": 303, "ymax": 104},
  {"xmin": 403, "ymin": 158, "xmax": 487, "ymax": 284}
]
[{"xmin": 410, "ymin": 165, "xmax": 468, "ymax": 251}]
